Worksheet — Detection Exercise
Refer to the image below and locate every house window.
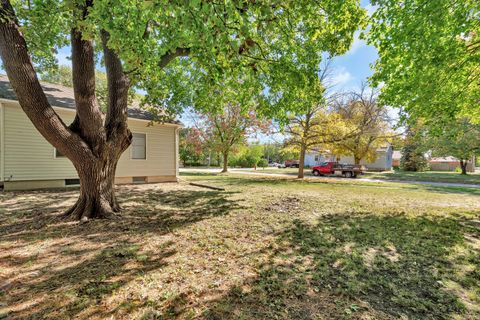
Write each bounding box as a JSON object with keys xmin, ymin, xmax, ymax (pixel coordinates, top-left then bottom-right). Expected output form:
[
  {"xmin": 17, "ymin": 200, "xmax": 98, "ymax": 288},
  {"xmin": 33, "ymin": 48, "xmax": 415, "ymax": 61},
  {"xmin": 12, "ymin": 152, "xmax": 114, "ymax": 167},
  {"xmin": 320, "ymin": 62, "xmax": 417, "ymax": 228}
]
[
  {"xmin": 314, "ymin": 155, "xmax": 320, "ymax": 162},
  {"xmin": 131, "ymin": 133, "xmax": 146, "ymax": 159},
  {"xmin": 55, "ymin": 148, "xmax": 66, "ymax": 158}
]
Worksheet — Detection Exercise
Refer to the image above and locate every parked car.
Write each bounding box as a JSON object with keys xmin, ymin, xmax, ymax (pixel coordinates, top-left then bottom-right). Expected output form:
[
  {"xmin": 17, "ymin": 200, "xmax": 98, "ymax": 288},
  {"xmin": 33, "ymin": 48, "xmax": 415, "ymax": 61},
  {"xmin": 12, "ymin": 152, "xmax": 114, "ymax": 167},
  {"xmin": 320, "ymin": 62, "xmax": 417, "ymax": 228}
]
[
  {"xmin": 268, "ymin": 162, "xmax": 281, "ymax": 167},
  {"xmin": 284, "ymin": 160, "xmax": 300, "ymax": 168},
  {"xmin": 312, "ymin": 162, "xmax": 365, "ymax": 178}
]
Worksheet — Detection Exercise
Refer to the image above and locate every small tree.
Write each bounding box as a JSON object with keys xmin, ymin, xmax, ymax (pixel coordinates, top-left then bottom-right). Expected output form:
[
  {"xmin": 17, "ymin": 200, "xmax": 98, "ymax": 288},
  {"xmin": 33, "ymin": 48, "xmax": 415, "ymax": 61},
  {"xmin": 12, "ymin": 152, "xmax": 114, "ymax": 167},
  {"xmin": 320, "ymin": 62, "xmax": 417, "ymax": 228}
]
[
  {"xmin": 428, "ymin": 119, "xmax": 480, "ymax": 175},
  {"xmin": 193, "ymin": 105, "xmax": 269, "ymax": 172},
  {"xmin": 282, "ymin": 62, "xmax": 346, "ymax": 178},
  {"xmin": 401, "ymin": 124, "xmax": 428, "ymax": 172},
  {"xmin": 179, "ymin": 128, "xmax": 203, "ymax": 166},
  {"xmin": 329, "ymin": 86, "xmax": 392, "ymax": 164},
  {"xmin": 263, "ymin": 143, "xmax": 284, "ymax": 164}
]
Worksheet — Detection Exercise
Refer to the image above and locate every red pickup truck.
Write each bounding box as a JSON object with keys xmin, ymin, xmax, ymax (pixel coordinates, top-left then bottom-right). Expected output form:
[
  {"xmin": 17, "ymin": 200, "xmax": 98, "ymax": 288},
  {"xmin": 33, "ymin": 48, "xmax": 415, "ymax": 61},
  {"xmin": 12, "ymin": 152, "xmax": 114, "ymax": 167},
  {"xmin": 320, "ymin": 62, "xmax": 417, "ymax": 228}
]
[{"xmin": 312, "ymin": 162, "xmax": 365, "ymax": 178}]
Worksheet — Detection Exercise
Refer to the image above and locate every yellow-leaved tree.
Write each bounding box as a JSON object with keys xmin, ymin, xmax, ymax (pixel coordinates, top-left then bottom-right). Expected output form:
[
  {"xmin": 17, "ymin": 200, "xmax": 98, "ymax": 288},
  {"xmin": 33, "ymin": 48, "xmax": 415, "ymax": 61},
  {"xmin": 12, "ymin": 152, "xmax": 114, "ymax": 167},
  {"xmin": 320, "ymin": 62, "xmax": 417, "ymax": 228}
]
[{"xmin": 328, "ymin": 86, "xmax": 393, "ymax": 164}]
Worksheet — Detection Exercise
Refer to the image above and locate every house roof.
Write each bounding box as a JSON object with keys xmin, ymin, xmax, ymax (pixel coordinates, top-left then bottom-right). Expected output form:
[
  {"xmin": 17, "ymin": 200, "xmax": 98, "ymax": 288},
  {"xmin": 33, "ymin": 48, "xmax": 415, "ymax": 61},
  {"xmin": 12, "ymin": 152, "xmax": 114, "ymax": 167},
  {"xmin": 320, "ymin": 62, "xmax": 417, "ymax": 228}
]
[
  {"xmin": 376, "ymin": 145, "xmax": 392, "ymax": 152},
  {"xmin": 429, "ymin": 156, "xmax": 461, "ymax": 162},
  {"xmin": 0, "ymin": 74, "xmax": 181, "ymax": 124},
  {"xmin": 307, "ymin": 145, "xmax": 392, "ymax": 156}
]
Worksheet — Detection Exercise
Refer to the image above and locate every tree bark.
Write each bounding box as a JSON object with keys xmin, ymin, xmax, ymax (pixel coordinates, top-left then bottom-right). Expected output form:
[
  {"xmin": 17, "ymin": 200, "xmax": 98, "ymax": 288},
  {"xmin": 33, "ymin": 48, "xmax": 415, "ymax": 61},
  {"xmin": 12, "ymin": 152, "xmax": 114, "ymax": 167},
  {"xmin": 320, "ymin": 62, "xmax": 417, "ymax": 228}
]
[
  {"xmin": 222, "ymin": 152, "xmax": 229, "ymax": 173},
  {"xmin": 298, "ymin": 143, "xmax": 306, "ymax": 179},
  {"xmin": 460, "ymin": 159, "xmax": 468, "ymax": 175},
  {"xmin": 66, "ymin": 155, "xmax": 120, "ymax": 220}
]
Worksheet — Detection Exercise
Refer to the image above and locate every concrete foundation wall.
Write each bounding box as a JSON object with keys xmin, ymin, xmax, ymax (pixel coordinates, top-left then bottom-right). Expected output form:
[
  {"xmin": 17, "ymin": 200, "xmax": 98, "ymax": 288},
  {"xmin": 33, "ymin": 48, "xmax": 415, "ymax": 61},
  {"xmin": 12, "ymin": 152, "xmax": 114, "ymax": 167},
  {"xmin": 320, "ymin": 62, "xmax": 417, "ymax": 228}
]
[{"xmin": 4, "ymin": 176, "xmax": 178, "ymax": 191}]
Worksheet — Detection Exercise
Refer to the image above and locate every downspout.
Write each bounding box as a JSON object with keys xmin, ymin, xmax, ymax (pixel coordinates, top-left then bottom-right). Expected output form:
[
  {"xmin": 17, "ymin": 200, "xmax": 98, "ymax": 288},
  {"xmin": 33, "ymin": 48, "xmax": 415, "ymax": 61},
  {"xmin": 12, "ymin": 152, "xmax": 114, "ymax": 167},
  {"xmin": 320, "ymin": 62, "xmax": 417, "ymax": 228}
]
[{"xmin": 0, "ymin": 102, "xmax": 4, "ymax": 183}]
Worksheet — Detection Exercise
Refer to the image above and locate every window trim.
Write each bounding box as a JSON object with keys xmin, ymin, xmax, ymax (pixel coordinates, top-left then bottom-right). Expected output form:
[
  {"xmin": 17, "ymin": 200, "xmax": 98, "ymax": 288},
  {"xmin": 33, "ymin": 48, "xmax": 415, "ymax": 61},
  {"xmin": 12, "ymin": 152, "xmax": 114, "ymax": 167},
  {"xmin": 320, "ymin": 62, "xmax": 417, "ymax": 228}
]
[{"xmin": 130, "ymin": 132, "xmax": 147, "ymax": 160}]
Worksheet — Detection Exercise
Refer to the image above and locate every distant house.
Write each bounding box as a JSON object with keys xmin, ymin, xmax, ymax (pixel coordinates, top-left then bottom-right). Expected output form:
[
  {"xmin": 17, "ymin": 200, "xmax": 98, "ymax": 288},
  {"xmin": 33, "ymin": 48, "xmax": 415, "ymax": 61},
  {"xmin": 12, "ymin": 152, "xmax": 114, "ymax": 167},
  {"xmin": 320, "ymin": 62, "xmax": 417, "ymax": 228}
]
[
  {"xmin": 392, "ymin": 150, "xmax": 402, "ymax": 167},
  {"xmin": 338, "ymin": 145, "xmax": 394, "ymax": 171},
  {"xmin": 429, "ymin": 156, "xmax": 475, "ymax": 172},
  {"xmin": 304, "ymin": 145, "xmax": 394, "ymax": 171},
  {"xmin": 0, "ymin": 75, "xmax": 182, "ymax": 191},
  {"xmin": 304, "ymin": 150, "xmax": 335, "ymax": 167}
]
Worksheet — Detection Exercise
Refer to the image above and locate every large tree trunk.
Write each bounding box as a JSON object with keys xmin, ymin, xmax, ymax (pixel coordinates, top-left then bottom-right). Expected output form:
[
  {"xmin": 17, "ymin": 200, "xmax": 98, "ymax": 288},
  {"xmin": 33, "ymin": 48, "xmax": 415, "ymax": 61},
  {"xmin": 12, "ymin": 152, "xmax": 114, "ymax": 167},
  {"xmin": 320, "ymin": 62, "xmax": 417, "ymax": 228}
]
[
  {"xmin": 459, "ymin": 159, "xmax": 468, "ymax": 175},
  {"xmin": 66, "ymin": 156, "xmax": 120, "ymax": 220},
  {"xmin": 298, "ymin": 144, "xmax": 306, "ymax": 179},
  {"xmin": 222, "ymin": 152, "xmax": 229, "ymax": 173},
  {"xmin": 0, "ymin": 1, "xmax": 131, "ymax": 220}
]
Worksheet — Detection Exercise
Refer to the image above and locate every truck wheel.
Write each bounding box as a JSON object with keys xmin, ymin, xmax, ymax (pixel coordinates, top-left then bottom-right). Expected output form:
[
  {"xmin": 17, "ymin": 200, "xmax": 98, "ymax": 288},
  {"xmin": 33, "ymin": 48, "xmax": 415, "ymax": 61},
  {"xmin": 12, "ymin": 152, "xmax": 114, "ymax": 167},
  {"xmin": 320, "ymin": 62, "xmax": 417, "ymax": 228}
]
[
  {"xmin": 345, "ymin": 171, "xmax": 353, "ymax": 178},
  {"xmin": 313, "ymin": 170, "xmax": 320, "ymax": 176}
]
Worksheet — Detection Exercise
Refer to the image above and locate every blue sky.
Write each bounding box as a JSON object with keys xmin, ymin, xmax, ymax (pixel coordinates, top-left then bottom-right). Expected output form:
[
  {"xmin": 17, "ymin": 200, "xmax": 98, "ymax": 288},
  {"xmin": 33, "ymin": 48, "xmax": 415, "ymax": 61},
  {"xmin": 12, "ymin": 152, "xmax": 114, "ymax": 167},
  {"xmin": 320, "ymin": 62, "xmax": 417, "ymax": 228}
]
[{"xmin": 327, "ymin": 0, "xmax": 378, "ymax": 92}]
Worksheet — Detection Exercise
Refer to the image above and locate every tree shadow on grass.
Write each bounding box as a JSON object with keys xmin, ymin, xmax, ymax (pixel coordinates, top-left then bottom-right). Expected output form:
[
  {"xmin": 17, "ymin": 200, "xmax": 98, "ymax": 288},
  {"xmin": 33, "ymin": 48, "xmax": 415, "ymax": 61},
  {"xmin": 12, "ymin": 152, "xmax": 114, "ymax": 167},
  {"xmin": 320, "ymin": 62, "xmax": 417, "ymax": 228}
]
[
  {"xmin": 3, "ymin": 241, "xmax": 175, "ymax": 319},
  {"xmin": 0, "ymin": 186, "xmax": 239, "ymax": 242},
  {"xmin": 203, "ymin": 213, "xmax": 480, "ymax": 319},
  {"xmin": 218, "ymin": 175, "xmax": 480, "ymax": 196},
  {"xmin": 0, "ymin": 184, "xmax": 242, "ymax": 319}
]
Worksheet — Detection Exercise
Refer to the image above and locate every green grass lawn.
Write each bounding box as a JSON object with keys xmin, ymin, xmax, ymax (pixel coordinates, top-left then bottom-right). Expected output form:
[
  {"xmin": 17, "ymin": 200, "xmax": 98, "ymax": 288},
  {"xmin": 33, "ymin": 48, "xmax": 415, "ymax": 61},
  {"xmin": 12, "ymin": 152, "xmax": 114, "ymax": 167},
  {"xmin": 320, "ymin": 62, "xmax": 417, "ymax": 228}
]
[
  {"xmin": 235, "ymin": 167, "xmax": 480, "ymax": 185},
  {"xmin": 1, "ymin": 174, "xmax": 479, "ymax": 319},
  {"xmin": 364, "ymin": 170, "xmax": 480, "ymax": 185}
]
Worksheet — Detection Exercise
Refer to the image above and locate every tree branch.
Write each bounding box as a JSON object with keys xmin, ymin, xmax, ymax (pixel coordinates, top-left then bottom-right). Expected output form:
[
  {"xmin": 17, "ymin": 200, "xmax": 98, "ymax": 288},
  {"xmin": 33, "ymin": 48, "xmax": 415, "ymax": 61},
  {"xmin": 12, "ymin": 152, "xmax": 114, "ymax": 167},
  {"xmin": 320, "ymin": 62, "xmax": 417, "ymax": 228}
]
[
  {"xmin": 70, "ymin": 0, "xmax": 105, "ymax": 154},
  {"xmin": 101, "ymin": 30, "xmax": 132, "ymax": 150},
  {"xmin": 158, "ymin": 47, "xmax": 191, "ymax": 69},
  {"xmin": 0, "ymin": 0, "xmax": 93, "ymax": 160}
]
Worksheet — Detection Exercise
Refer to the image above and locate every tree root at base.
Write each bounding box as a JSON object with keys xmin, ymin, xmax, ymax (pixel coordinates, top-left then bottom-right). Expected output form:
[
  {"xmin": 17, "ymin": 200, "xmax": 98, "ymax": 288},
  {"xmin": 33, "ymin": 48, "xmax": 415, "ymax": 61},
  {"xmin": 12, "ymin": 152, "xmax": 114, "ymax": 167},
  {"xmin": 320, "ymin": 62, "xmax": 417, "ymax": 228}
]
[{"xmin": 62, "ymin": 197, "xmax": 121, "ymax": 221}]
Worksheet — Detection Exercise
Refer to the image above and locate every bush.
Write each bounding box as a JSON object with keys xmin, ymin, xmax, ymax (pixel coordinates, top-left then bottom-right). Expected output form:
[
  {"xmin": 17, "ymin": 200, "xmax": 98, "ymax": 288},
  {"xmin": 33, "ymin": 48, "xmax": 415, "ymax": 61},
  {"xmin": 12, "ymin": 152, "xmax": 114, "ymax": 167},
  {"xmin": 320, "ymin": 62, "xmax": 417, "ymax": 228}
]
[
  {"xmin": 230, "ymin": 144, "xmax": 264, "ymax": 168},
  {"xmin": 257, "ymin": 159, "xmax": 268, "ymax": 168}
]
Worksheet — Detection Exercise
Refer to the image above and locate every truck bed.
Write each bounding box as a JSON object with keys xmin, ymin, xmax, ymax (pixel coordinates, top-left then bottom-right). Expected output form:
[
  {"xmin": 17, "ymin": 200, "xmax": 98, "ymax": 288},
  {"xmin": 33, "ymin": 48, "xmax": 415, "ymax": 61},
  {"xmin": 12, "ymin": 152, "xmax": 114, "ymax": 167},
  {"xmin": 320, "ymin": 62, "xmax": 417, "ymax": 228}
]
[{"xmin": 332, "ymin": 164, "xmax": 364, "ymax": 172}]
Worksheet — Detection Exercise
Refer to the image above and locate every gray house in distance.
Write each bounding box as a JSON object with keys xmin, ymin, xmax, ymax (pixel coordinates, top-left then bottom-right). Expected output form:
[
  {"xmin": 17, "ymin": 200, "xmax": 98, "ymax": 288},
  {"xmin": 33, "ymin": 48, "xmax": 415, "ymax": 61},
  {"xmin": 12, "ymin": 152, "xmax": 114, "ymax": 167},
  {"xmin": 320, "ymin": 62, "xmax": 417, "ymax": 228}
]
[{"xmin": 304, "ymin": 145, "xmax": 394, "ymax": 171}]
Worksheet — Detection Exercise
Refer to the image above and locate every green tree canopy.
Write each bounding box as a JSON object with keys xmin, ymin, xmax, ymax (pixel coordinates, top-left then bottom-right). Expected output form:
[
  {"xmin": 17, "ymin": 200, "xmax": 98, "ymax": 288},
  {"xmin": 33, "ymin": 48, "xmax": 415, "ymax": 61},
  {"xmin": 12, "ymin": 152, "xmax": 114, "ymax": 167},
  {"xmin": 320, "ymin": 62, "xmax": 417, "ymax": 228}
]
[
  {"xmin": 16, "ymin": 0, "xmax": 366, "ymax": 117},
  {"xmin": 368, "ymin": 0, "xmax": 480, "ymax": 124}
]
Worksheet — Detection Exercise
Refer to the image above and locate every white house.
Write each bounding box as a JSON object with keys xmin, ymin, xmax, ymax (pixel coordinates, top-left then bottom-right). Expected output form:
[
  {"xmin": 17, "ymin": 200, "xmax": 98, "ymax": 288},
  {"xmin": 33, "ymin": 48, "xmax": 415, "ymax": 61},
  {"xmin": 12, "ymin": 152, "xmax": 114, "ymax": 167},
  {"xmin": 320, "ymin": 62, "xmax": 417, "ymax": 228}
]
[
  {"xmin": 304, "ymin": 150, "xmax": 335, "ymax": 167},
  {"xmin": 305, "ymin": 145, "xmax": 394, "ymax": 171},
  {"xmin": 339, "ymin": 145, "xmax": 394, "ymax": 171},
  {"xmin": 0, "ymin": 75, "xmax": 181, "ymax": 191}
]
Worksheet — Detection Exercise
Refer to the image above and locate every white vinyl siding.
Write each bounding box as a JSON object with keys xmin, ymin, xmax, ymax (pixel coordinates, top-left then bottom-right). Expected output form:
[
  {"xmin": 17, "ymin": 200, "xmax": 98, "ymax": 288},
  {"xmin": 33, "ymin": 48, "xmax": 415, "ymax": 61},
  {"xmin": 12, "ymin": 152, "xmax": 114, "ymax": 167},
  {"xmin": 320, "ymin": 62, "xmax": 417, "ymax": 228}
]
[
  {"xmin": 131, "ymin": 133, "xmax": 146, "ymax": 159},
  {"xmin": 3, "ymin": 103, "xmax": 77, "ymax": 180},
  {"xmin": 2, "ymin": 102, "xmax": 178, "ymax": 181}
]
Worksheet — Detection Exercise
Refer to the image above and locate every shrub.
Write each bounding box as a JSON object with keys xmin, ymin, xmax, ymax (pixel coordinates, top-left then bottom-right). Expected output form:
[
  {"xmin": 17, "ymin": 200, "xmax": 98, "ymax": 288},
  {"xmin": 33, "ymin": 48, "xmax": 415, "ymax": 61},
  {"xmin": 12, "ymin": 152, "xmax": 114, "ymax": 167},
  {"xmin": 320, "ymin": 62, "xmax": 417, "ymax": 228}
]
[{"xmin": 257, "ymin": 159, "xmax": 269, "ymax": 168}]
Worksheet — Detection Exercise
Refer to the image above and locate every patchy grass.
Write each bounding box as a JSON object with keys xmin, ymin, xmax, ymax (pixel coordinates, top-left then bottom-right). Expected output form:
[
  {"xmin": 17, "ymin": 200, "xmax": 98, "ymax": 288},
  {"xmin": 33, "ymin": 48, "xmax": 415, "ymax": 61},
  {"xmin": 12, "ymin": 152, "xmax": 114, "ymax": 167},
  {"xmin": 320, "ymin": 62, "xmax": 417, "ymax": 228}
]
[
  {"xmin": 364, "ymin": 170, "xmax": 480, "ymax": 185},
  {"xmin": 216, "ymin": 167, "xmax": 480, "ymax": 186},
  {"xmin": 1, "ymin": 174, "xmax": 480, "ymax": 319}
]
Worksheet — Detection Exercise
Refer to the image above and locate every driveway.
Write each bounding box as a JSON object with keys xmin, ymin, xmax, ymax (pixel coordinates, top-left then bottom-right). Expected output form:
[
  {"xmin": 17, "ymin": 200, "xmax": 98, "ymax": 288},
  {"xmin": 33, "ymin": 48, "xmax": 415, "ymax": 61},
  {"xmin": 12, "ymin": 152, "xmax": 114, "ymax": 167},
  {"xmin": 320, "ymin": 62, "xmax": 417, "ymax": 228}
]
[{"xmin": 180, "ymin": 167, "xmax": 480, "ymax": 189}]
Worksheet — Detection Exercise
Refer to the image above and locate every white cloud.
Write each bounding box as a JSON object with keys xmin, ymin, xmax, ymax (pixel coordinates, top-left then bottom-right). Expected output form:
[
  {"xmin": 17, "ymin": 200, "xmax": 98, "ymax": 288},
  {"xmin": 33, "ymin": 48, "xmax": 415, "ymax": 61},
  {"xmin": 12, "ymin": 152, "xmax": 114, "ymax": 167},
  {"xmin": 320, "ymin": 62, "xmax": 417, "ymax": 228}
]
[{"xmin": 331, "ymin": 67, "xmax": 354, "ymax": 87}]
